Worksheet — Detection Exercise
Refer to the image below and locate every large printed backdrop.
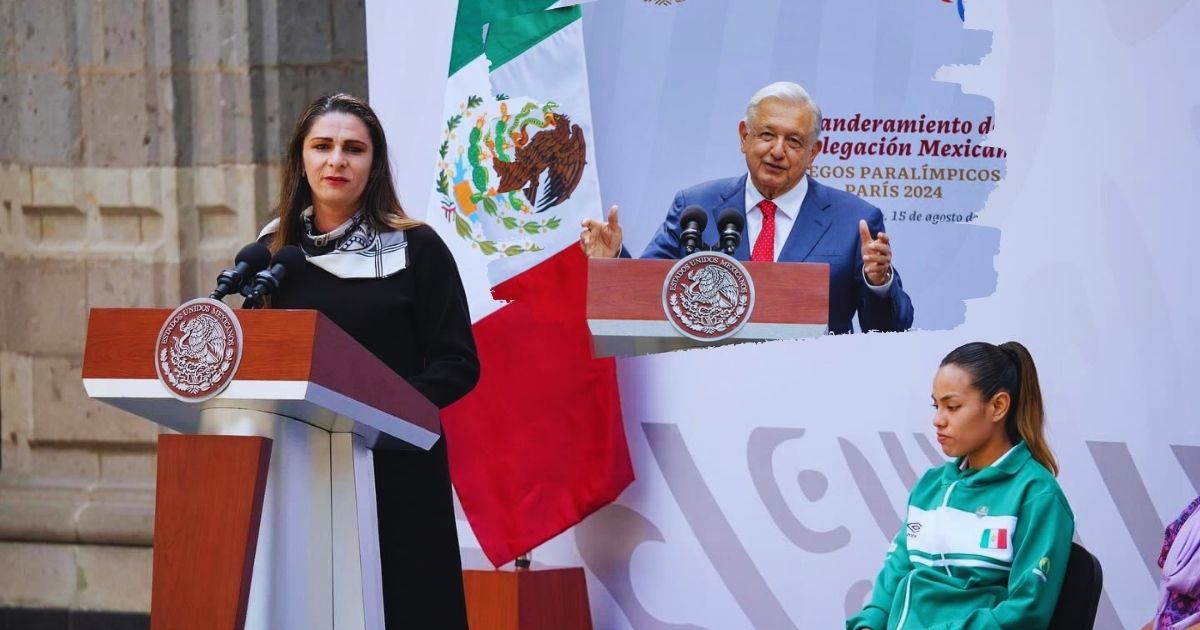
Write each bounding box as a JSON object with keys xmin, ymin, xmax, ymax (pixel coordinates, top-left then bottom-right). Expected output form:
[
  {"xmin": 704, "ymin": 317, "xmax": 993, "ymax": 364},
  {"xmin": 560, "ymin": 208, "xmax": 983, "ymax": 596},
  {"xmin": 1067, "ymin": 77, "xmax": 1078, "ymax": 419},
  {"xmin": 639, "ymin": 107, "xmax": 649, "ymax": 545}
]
[
  {"xmin": 584, "ymin": 0, "xmax": 1000, "ymax": 332},
  {"xmin": 368, "ymin": 1, "xmax": 1200, "ymax": 627}
]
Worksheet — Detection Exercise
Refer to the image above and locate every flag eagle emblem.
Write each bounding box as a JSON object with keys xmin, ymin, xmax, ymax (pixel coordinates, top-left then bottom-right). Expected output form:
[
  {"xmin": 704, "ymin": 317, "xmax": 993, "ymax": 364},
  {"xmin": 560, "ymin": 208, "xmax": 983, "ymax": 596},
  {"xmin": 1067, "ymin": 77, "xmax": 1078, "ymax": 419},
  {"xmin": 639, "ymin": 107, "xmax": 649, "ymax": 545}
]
[{"xmin": 436, "ymin": 95, "xmax": 583, "ymax": 257}]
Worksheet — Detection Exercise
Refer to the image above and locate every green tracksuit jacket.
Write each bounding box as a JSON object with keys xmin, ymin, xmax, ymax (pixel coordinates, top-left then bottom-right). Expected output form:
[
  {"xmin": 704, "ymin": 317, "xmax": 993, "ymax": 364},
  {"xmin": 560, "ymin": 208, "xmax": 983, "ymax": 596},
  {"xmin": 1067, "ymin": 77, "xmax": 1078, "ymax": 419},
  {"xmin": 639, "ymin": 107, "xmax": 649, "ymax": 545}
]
[{"xmin": 846, "ymin": 442, "xmax": 1075, "ymax": 630}]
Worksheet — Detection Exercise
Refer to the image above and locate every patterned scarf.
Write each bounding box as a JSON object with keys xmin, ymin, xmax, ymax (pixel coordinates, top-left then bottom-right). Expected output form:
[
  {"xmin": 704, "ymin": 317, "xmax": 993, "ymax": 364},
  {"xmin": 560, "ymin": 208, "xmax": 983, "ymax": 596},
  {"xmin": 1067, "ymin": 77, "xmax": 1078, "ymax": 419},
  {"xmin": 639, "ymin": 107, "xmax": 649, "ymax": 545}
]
[{"xmin": 257, "ymin": 206, "xmax": 409, "ymax": 279}]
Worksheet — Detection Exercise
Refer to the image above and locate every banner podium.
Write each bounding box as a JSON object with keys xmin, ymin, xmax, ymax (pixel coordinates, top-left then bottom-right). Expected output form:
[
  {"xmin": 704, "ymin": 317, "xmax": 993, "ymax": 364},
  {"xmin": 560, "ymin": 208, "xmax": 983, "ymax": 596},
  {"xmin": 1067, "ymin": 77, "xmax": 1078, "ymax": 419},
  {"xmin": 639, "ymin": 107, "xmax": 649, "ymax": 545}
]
[
  {"xmin": 586, "ymin": 257, "xmax": 831, "ymax": 357},
  {"xmin": 82, "ymin": 308, "xmax": 441, "ymax": 630}
]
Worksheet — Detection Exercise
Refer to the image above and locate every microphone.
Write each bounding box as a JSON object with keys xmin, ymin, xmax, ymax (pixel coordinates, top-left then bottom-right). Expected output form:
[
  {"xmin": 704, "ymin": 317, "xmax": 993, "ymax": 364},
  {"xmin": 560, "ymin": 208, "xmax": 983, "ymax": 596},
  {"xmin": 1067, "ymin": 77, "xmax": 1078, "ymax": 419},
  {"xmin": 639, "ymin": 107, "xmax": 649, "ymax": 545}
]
[
  {"xmin": 678, "ymin": 205, "xmax": 709, "ymax": 255},
  {"xmin": 210, "ymin": 242, "xmax": 272, "ymax": 300},
  {"xmin": 715, "ymin": 208, "xmax": 745, "ymax": 255},
  {"xmin": 241, "ymin": 245, "xmax": 306, "ymax": 309}
]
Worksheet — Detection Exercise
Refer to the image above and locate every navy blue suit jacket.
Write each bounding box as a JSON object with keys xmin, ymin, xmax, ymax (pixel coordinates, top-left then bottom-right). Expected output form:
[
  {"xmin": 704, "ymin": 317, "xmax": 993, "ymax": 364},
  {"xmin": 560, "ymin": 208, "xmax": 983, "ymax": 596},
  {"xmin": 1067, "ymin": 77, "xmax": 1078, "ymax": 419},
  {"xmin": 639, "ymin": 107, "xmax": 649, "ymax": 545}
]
[{"xmin": 631, "ymin": 175, "xmax": 914, "ymax": 334}]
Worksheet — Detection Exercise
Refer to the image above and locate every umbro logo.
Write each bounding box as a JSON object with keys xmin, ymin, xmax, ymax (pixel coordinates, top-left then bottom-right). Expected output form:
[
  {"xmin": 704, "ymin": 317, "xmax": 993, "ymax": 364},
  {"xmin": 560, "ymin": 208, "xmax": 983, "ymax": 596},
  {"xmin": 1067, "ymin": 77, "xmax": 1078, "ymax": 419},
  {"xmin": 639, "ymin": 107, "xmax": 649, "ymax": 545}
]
[{"xmin": 906, "ymin": 522, "xmax": 922, "ymax": 538}]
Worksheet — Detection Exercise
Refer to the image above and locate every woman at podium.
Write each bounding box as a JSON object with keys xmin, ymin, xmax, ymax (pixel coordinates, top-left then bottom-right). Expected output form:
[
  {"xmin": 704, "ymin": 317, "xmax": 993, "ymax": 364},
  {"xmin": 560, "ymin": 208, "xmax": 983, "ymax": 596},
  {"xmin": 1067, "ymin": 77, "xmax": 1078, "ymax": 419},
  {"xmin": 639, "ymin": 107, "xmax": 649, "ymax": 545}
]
[
  {"xmin": 847, "ymin": 342, "xmax": 1074, "ymax": 630},
  {"xmin": 257, "ymin": 93, "xmax": 480, "ymax": 629}
]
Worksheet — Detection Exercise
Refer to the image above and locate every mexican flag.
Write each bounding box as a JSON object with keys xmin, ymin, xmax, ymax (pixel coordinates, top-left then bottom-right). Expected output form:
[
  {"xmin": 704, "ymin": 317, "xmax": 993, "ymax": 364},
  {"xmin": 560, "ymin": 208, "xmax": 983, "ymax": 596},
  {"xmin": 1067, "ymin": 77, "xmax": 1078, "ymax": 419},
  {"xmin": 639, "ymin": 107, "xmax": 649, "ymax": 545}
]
[
  {"xmin": 424, "ymin": 0, "xmax": 634, "ymax": 566},
  {"xmin": 979, "ymin": 528, "xmax": 1009, "ymax": 550}
]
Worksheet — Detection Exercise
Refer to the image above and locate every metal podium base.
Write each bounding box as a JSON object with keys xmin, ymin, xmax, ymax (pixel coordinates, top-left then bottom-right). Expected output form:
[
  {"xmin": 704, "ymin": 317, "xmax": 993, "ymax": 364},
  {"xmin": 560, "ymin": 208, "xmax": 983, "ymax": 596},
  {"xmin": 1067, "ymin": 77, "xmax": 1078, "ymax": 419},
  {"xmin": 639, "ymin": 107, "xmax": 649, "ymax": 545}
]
[{"xmin": 200, "ymin": 408, "xmax": 385, "ymax": 630}]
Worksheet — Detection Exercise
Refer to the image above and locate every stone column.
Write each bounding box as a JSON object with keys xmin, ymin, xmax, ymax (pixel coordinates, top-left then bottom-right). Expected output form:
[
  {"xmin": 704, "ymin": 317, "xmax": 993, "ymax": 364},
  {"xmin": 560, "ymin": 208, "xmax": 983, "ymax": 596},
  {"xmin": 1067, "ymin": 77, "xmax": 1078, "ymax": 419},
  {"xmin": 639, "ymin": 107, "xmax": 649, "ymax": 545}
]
[{"xmin": 0, "ymin": 0, "xmax": 367, "ymax": 619}]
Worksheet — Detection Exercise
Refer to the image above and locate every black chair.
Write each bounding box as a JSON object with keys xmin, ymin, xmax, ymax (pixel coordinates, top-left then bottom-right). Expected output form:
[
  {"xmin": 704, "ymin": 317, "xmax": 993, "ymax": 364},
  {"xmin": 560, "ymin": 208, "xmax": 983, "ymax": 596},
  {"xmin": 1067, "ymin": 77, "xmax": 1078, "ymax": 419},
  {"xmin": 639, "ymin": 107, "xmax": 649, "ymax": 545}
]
[{"xmin": 1048, "ymin": 542, "xmax": 1104, "ymax": 629}]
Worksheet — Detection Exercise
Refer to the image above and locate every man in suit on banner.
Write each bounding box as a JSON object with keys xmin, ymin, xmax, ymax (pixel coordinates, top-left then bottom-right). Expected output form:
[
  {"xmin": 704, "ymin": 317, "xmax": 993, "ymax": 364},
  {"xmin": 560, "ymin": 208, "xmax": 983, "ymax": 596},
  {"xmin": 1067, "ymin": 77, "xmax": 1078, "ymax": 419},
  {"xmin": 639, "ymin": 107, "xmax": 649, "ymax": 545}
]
[{"xmin": 579, "ymin": 81, "xmax": 914, "ymax": 334}]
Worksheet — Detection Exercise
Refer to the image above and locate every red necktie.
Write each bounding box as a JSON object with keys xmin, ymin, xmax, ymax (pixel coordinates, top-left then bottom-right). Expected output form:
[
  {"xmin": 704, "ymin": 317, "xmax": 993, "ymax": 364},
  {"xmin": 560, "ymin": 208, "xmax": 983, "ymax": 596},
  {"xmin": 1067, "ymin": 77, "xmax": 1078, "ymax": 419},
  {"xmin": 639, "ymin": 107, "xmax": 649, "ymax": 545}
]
[{"xmin": 751, "ymin": 200, "xmax": 777, "ymax": 262}]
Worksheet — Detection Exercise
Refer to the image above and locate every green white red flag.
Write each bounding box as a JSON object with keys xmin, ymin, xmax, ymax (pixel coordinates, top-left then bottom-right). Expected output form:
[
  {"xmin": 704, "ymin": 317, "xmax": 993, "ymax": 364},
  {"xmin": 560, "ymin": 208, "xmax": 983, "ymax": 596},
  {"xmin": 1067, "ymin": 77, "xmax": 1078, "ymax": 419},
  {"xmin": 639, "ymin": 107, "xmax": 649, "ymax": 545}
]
[{"xmin": 425, "ymin": 0, "xmax": 633, "ymax": 566}]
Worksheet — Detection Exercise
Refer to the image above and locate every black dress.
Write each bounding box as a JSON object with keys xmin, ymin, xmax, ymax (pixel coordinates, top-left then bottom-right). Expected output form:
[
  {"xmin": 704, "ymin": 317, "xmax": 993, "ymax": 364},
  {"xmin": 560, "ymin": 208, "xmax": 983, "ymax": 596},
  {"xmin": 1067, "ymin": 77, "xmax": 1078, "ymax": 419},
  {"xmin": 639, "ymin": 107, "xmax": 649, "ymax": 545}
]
[{"xmin": 269, "ymin": 223, "xmax": 479, "ymax": 629}]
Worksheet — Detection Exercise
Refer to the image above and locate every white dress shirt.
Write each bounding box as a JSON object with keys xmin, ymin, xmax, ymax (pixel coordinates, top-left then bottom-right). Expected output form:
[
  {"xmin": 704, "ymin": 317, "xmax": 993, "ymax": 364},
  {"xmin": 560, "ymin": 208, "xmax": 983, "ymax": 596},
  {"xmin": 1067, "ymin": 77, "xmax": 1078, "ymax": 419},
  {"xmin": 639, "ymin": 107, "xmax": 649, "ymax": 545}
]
[{"xmin": 744, "ymin": 174, "xmax": 893, "ymax": 295}]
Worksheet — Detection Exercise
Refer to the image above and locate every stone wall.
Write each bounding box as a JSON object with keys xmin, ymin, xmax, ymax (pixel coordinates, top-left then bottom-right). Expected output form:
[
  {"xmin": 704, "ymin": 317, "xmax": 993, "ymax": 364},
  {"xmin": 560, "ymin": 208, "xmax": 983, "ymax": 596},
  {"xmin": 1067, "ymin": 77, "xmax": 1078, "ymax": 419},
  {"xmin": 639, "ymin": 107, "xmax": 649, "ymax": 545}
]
[{"xmin": 0, "ymin": 0, "xmax": 367, "ymax": 615}]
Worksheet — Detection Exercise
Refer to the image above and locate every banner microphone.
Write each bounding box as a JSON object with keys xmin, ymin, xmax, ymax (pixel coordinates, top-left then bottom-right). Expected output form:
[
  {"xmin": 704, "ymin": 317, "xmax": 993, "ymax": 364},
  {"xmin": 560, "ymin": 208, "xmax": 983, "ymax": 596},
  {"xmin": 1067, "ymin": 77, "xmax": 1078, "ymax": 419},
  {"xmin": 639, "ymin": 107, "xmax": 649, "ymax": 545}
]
[
  {"xmin": 678, "ymin": 205, "xmax": 709, "ymax": 255},
  {"xmin": 715, "ymin": 208, "xmax": 744, "ymax": 255}
]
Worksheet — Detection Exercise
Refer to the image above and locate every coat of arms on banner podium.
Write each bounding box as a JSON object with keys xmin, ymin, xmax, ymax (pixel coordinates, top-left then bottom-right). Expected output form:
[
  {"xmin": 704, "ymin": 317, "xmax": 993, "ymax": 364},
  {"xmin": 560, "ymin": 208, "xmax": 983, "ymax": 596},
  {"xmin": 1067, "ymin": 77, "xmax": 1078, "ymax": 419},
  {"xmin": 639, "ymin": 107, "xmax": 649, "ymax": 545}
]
[{"xmin": 662, "ymin": 252, "xmax": 756, "ymax": 342}]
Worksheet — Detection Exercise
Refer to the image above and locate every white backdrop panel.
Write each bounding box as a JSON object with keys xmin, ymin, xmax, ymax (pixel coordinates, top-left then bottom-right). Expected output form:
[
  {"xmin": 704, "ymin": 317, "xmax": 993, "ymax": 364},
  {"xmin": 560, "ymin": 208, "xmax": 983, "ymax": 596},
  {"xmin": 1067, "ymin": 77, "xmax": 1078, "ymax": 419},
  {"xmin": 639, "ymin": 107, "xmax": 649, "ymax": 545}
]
[{"xmin": 368, "ymin": 1, "xmax": 1200, "ymax": 628}]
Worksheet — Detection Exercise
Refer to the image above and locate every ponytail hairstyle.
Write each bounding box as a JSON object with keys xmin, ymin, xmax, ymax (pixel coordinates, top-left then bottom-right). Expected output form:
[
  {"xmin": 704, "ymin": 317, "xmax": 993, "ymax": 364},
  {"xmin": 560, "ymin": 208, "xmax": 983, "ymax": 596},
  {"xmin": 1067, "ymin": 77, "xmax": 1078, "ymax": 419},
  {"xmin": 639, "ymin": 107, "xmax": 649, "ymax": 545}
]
[
  {"xmin": 270, "ymin": 93, "xmax": 421, "ymax": 253},
  {"xmin": 939, "ymin": 341, "xmax": 1058, "ymax": 476}
]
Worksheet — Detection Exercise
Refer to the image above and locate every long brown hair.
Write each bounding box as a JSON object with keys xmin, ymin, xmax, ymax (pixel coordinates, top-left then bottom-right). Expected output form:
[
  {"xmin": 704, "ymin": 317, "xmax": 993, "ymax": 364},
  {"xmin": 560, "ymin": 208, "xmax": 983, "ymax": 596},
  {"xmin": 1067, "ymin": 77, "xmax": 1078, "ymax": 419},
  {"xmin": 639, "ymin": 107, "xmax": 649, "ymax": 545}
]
[
  {"xmin": 269, "ymin": 93, "xmax": 420, "ymax": 252},
  {"xmin": 940, "ymin": 341, "xmax": 1058, "ymax": 475}
]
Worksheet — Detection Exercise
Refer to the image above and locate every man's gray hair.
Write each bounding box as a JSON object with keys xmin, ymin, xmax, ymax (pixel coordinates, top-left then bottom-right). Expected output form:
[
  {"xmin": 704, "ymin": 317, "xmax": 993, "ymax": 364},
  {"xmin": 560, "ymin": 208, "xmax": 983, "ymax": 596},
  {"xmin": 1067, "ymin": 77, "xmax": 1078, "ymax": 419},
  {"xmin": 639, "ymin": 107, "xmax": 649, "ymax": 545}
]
[{"xmin": 744, "ymin": 81, "xmax": 823, "ymax": 145}]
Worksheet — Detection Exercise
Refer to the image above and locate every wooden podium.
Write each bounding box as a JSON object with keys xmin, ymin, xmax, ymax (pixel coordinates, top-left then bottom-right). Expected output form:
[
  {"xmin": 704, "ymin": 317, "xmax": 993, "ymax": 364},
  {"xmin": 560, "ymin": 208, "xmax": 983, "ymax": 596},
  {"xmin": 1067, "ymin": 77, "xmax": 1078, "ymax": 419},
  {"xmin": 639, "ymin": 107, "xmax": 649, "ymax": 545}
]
[
  {"xmin": 586, "ymin": 258, "xmax": 830, "ymax": 357},
  {"xmin": 463, "ymin": 567, "xmax": 593, "ymax": 630},
  {"xmin": 81, "ymin": 308, "xmax": 441, "ymax": 630}
]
